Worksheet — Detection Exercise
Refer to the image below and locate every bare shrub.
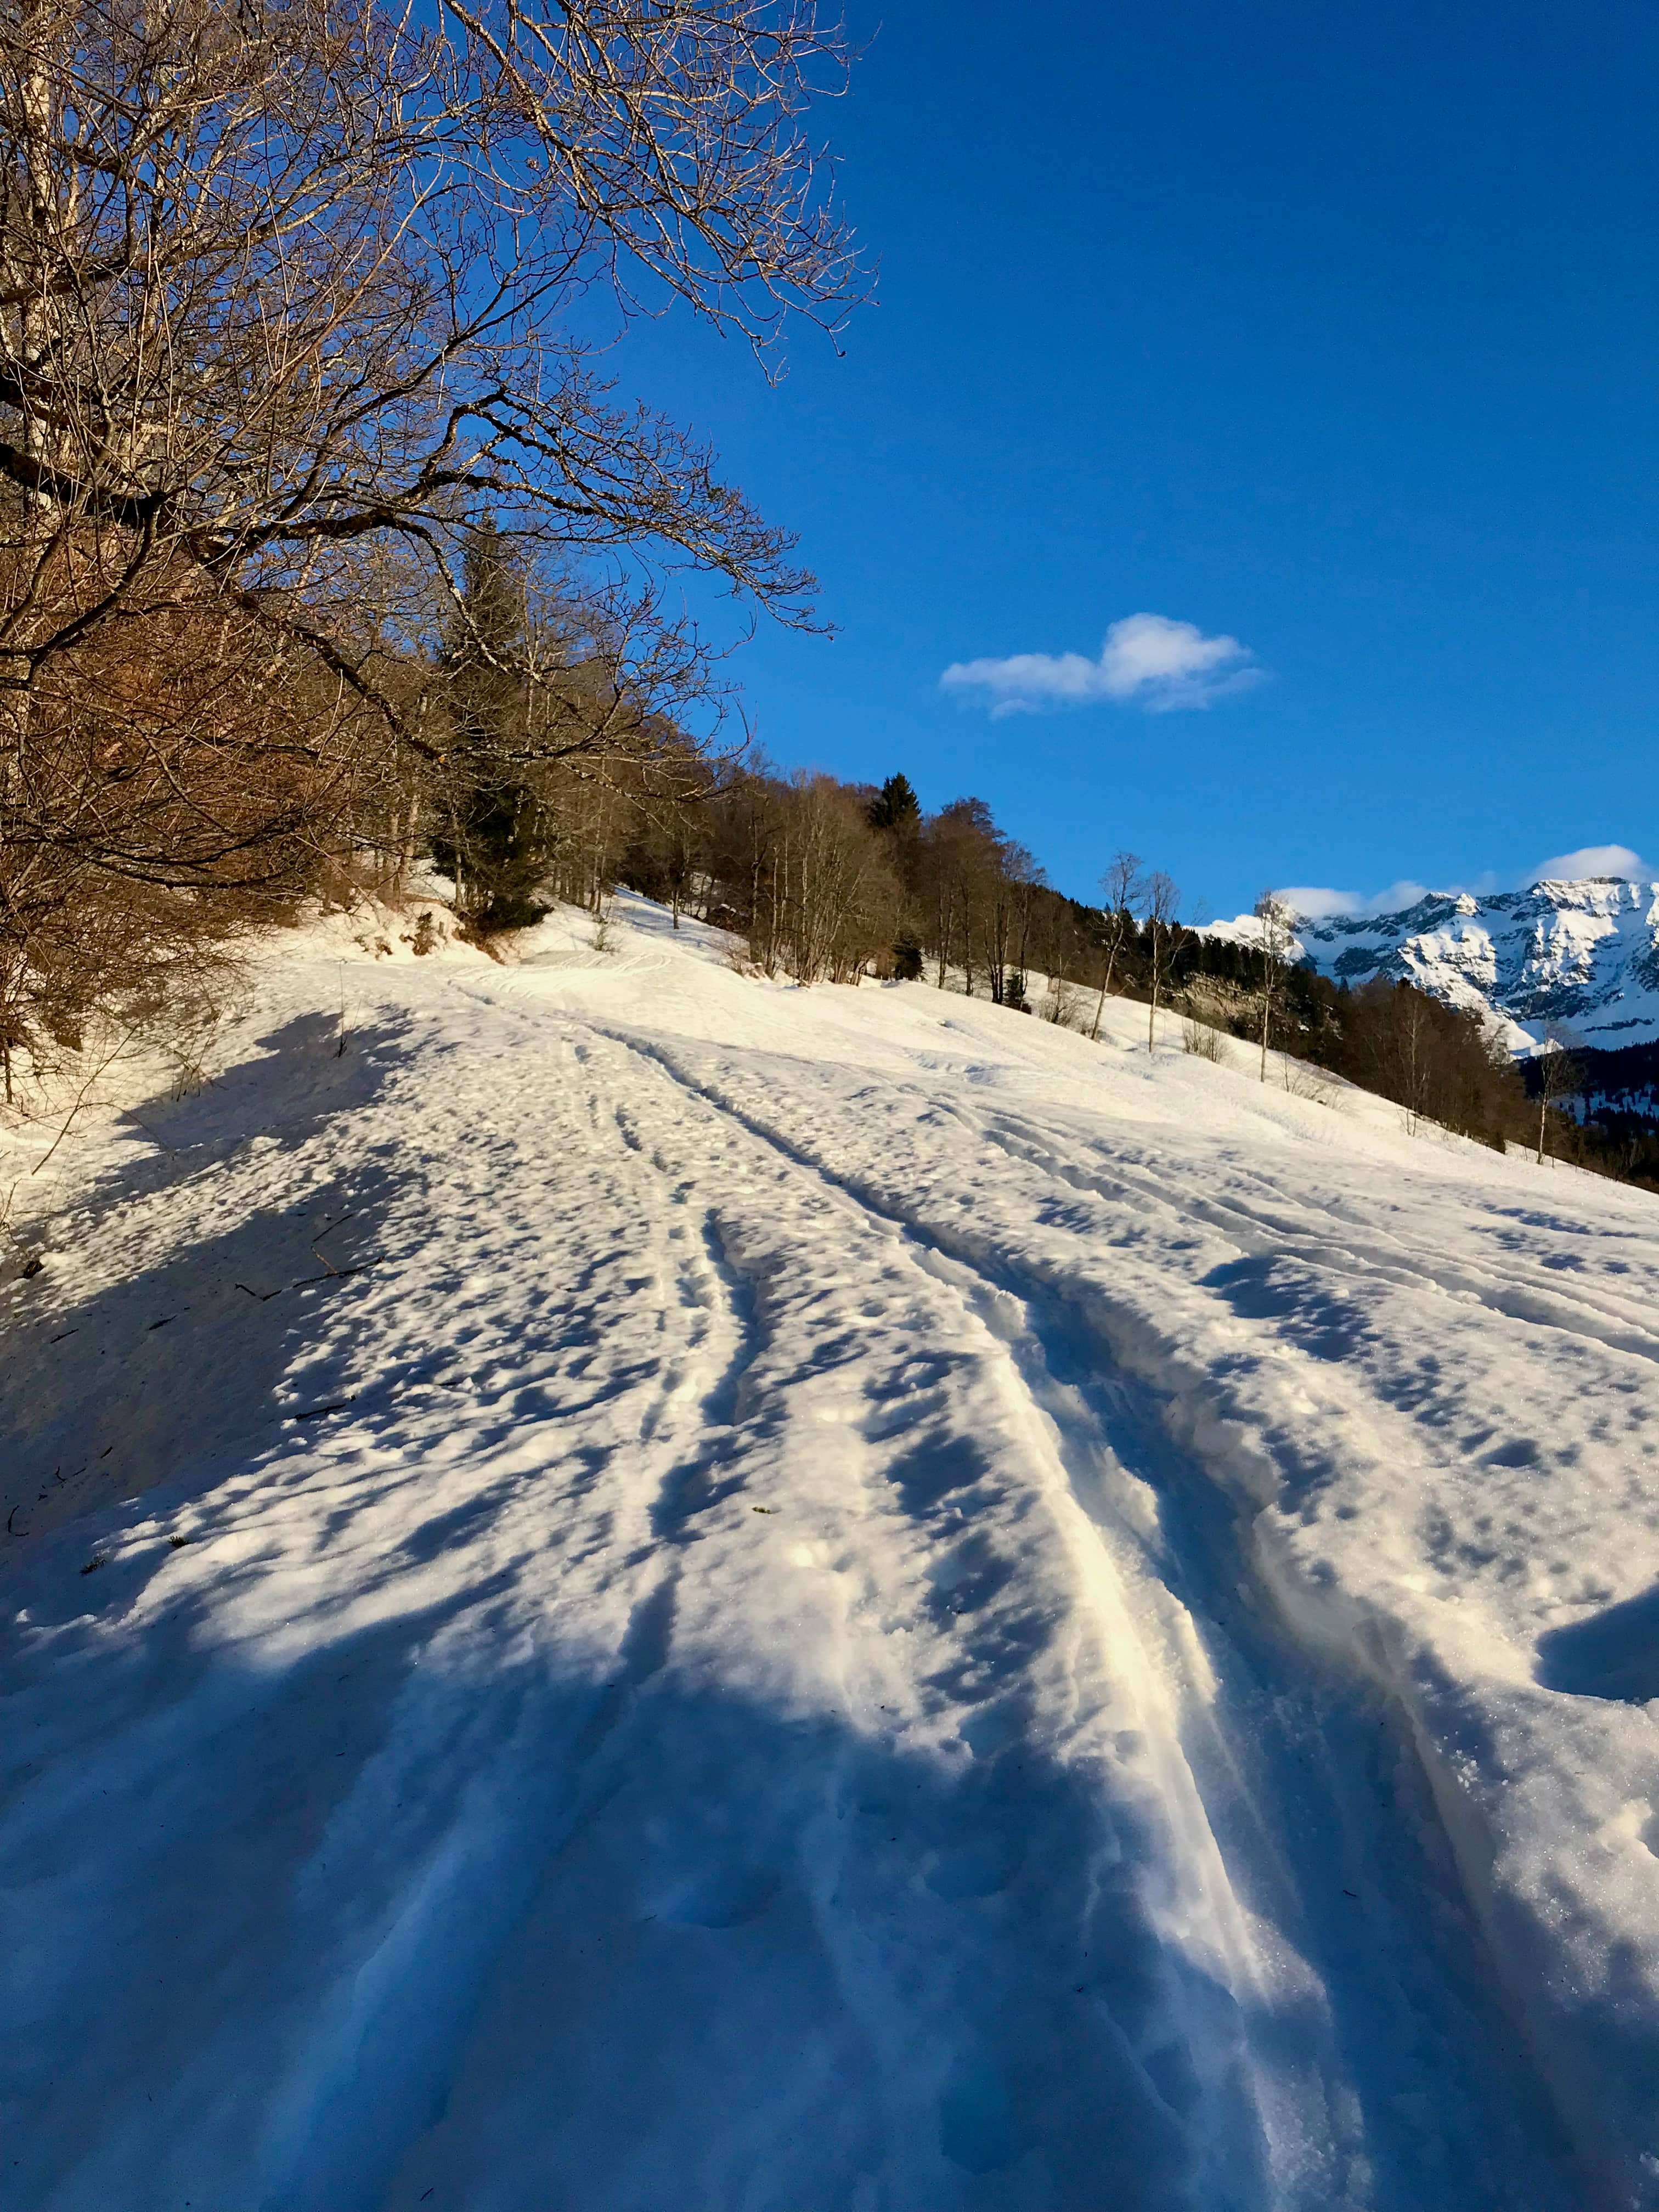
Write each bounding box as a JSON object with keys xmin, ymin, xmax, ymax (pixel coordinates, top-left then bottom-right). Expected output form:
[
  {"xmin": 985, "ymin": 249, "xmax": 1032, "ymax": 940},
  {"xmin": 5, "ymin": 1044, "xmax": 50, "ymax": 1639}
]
[
  {"xmin": 1182, "ymin": 1016, "xmax": 1225, "ymax": 1063},
  {"xmin": 1, "ymin": 925, "xmax": 246, "ymax": 1191},
  {"xmin": 0, "ymin": 580, "xmax": 366, "ymax": 1097},
  {"xmin": 317, "ymin": 854, "xmax": 380, "ymax": 916},
  {"xmin": 1284, "ymin": 1059, "xmax": 1342, "ymax": 1108},
  {"xmin": 1041, "ymin": 974, "xmax": 1081, "ymax": 1028}
]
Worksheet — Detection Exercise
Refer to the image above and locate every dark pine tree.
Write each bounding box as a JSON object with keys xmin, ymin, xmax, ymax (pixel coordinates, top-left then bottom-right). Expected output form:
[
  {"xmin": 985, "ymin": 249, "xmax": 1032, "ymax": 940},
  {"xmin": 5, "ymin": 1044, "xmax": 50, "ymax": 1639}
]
[
  {"xmin": 866, "ymin": 772, "xmax": 921, "ymax": 832},
  {"xmin": 433, "ymin": 520, "xmax": 550, "ymax": 932},
  {"xmin": 867, "ymin": 772, "xmax": 924, "ymax": 975}
]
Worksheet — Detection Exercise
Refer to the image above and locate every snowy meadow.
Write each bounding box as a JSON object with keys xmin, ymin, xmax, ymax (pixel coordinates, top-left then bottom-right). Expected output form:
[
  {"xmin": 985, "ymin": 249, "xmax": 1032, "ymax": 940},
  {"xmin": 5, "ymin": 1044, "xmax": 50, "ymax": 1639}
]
[{"xmin": 4, "ymin": 897, "xmax": 1659, "ymax": 2210}]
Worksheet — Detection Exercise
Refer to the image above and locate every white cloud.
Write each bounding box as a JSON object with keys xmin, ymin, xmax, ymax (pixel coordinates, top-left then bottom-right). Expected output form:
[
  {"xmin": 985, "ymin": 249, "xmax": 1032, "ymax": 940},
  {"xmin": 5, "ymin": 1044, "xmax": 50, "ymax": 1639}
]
[
  {"xmin": 1273, "ymin": 849, "xmax": 1654, "ymax": 924},
  {"xmin": 1275, "ymin": 881, "xmax": 1435, "ymax": 921},
  {"xmin": 1528, "ymin": 843, "xmax": 1653, "ymax": 884},
  {"xmin": 940, "ymin": 612, "xmax": 1261, "ymax": 717}
]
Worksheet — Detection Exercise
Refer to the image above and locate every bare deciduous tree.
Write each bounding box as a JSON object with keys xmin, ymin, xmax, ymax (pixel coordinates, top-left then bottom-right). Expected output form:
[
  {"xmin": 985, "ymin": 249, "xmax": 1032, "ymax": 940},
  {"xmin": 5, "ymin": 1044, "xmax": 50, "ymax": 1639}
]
[
  {"xmin": 0, "ymin": 0, "xmax": 862, "ymax": 1079},
  {"xmin": 986, "ymin": 838, "xmax": 1040, "ymax": 1007},
  {"xmin": 1144, "ymin": 869, "xmax": 1178, "ymax": 1053},
  {"xmin": 1089, "ymin": 849, "xmax": 1143, "ymax": 1042},
  {"xmin": 755, "ymin": 771, "xmax": 897, "ymax": 984},
  {"xmin": 918, "ymin": 798, "xmax": 998, "ymax": 996},
  {"xmin": 0, "ymin": 0, "xmax": 860, "ymax": 697},
  {"xmin": 1535, "ymin": 1020, "xmax": 1584, "ymax": 1166}
]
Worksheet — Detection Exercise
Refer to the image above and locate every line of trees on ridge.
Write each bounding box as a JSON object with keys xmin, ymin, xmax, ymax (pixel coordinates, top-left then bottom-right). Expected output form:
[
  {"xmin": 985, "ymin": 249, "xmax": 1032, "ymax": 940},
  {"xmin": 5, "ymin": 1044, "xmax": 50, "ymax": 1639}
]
[
  {"xmin": 0, "ymin": 0, "xmax": 1636, "ymax": 1193},
  {"xmin": 550, "ymin": 750, "xmax": 1641, "ymax": 1184}
]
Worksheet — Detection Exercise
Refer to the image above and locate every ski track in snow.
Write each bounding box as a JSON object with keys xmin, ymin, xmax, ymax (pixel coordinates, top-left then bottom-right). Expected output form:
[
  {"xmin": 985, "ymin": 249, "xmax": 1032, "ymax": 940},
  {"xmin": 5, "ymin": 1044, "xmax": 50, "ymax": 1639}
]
[{"xmin": 2, "ymin": 895, "xmax": 1657, "ymax": 2209}]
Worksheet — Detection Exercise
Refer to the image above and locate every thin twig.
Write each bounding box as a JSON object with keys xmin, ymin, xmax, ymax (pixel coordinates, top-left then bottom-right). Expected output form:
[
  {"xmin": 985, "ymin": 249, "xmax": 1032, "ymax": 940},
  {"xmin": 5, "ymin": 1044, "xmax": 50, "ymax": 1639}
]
[{"xmin": 31, "ymin": 1024, "xmax": 145, "ymax": 1176}]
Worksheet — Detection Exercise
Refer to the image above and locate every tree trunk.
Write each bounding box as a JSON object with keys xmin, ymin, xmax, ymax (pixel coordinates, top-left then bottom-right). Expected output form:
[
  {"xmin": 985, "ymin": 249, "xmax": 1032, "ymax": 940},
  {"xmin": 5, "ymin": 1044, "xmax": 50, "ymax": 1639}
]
[{"xmin": 1089, "ymin": 938, "xmax": 1119, "ymax": 1042}]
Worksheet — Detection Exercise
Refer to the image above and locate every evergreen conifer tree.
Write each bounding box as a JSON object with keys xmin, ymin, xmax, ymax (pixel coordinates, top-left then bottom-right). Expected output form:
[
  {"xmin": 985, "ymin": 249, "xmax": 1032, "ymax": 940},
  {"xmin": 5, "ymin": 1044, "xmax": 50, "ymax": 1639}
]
[
  {"xmin": 866, "ymin": 772, "xmax": 923, "ymax": 977},
  {"xmin": 866, "ymin": 772, "xmax": 921, "ymax": 832},
  {"xmin": 433, "ymin": 521, "xmax": 551, "ymax": 932}
]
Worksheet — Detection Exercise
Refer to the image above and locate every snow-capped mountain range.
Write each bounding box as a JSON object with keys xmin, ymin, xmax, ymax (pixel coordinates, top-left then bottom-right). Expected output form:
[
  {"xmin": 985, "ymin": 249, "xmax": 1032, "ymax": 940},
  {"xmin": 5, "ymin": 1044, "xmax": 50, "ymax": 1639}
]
[{"xmin": 1221, "ymin": 877, "xmax": 1659, "ymax": 1053}]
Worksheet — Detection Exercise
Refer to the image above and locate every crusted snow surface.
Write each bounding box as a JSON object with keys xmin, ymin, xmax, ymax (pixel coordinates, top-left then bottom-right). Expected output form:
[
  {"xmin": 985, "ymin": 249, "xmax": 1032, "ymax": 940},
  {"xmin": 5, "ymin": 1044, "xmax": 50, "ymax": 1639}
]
[{"xmin": 5, "ymin": 894, "xmax": 1659, "ymax": 2209}]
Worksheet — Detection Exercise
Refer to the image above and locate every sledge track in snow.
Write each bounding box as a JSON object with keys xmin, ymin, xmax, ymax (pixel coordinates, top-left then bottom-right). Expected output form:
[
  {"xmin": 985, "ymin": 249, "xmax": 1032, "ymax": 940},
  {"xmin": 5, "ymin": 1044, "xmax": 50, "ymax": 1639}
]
[
  {"xmin": 970, "ymin": 1097, "xmax": 1659, "ymax": 1367},
  {"xmin": 579, "ymin": 1012, "xmax": 1588, "ymax": 2211},
  {"xmin": 5, "ymin": 931, "xmax": 1642, "ymax": 2210}
]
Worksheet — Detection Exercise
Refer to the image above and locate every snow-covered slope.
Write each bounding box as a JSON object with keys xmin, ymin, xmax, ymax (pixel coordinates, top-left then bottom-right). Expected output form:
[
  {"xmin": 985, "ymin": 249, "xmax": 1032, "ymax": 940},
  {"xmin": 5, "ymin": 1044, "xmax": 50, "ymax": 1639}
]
[
  {"xmin": 1217, "ymin": 877, "xmax": 1659, "ymax": 1052},
  {"xmin": 5, "ymin": 896, "xmax": 1659, "ymax": 2210}
]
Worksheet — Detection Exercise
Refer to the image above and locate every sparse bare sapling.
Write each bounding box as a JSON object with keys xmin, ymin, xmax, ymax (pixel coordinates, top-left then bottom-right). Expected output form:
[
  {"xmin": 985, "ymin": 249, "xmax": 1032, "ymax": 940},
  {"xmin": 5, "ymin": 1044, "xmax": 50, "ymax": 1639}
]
[
  {"xmin": 1535, "ymin": 1022, "xmax": 1584, "ymax": 1166},
  {"xmin": 1144, "ymin": 871, "xmax": 1179, "ymax": 1053},
  {"xmin": 1182, "ymin": 1014, "xmax": 1223, "ymax": 1062},
  {"xmin": 1091, "ymin": 850, "xmax": 1143, "ymax": 1042},
  {"xmin": 1253, "ymin": 890, "xmax": 1295, "ymax": 1083}
]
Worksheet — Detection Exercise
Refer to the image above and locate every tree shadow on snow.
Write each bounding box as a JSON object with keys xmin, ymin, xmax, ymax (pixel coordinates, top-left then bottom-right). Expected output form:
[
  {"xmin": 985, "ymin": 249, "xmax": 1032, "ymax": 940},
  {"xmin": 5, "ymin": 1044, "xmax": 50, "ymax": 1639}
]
[
  {"xmin": 1, "ymin": 1014, "xmax": 411, "ymax": 1547},
  {"xmin": 1536, "ymin": 1583, "xmax": 1659, "ymax": 1704},
  {"xmin": 1, "ymin": 1519, "xmax": 1309, "ymax": 2212},
  {"xmin": 938, "ymin": 1263, "xmax": 1593, "ymax": 2212}
]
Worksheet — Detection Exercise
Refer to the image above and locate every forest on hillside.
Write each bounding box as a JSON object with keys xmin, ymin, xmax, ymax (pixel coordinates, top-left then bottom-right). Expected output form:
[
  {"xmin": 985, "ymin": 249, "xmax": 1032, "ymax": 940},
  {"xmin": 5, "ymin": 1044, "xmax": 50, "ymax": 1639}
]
[
  {"xmin": 0, "ymin": 0, "xmax": 856, "ymax": 1104},
  {"xmin": 7, "ymin": 457, "xmax": 1646, "ymax": 1185},
  {"xmin": 0, "ymin": 0, "xmax": 1645, "ymax": 1192},
  {"xmin": 592, "ymin": 749, "xmax": 1647, "ymax": 1180}
]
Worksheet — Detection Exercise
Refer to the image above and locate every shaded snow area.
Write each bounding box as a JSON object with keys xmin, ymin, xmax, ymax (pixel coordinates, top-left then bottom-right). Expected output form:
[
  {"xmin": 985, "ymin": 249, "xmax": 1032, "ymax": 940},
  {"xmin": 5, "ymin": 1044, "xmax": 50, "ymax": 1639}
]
[{"xmin": 7, "ymin": 895, "xmax": 1659, "ymax": 2211}]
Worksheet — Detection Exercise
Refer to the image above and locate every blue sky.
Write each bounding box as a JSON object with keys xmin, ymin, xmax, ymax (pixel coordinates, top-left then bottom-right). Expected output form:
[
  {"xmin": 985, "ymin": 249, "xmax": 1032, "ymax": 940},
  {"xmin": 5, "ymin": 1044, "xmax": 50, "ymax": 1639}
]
[{"xmin": 617, "ymin": 0, "xmax": 1659, "ymax": 918}]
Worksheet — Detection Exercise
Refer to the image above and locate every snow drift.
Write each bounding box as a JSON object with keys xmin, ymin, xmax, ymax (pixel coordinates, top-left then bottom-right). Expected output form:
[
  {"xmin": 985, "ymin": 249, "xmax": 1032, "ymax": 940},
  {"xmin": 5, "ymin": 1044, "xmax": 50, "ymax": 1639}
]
[{"xmin": 5, "ymin": 895, "xmax": 1659, "ymax": 2210}]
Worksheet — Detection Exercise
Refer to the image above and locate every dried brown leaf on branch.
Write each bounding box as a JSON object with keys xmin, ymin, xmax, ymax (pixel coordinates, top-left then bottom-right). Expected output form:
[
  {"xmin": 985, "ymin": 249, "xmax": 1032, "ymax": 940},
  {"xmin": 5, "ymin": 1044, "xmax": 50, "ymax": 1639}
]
[{"xmin": 0, "ymin": 0, "xmax": 864, "ymax": 1072}]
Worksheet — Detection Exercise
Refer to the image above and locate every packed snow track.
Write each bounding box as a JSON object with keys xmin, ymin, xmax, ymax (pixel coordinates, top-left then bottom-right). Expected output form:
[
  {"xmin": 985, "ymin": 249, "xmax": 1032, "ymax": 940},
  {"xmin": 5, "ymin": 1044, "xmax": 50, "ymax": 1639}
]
[{"xmin": 5, "ymin": 896, "xmax": 1659, "ymax": 2210}]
